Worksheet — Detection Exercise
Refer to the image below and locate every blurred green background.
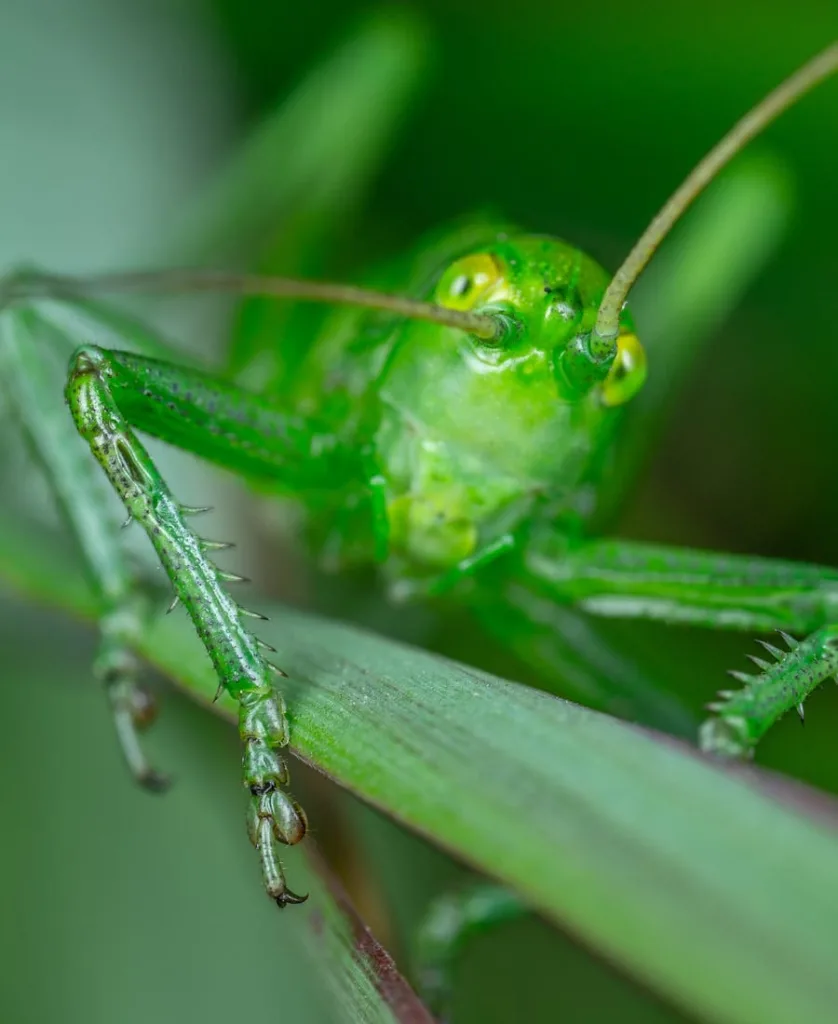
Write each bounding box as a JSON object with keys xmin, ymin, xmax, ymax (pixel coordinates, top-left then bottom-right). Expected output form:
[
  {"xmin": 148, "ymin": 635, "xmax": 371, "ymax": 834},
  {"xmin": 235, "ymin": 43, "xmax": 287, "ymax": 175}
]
[{"xmin": 1, "ymin": 1, "xmax": 837, "ymax": 1021}]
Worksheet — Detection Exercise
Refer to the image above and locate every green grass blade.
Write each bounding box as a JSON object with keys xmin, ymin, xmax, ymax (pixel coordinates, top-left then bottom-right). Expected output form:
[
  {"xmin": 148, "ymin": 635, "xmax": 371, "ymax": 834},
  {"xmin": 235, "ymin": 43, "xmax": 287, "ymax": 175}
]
[
  {"xmin": 171, "ymin": 9, "xmax": 429, "ymax": 387},
  {"xmin": 283, "ymin": 847, "xmax": 435, "ymax": 1023},
  {"xmin": 174, "ymin": 9, "xmax": 428, "ymax": 267},
  {"xmin": 4, "ymin": 517, "xmax": 838, "ymax": 1024},
  {"xmin": 597, "ymin": 154, "xmax": 792, "ymax": 521},
  {"xmin": 0, "ymin": 529, "xmax": 433, "ymax": 1024}
]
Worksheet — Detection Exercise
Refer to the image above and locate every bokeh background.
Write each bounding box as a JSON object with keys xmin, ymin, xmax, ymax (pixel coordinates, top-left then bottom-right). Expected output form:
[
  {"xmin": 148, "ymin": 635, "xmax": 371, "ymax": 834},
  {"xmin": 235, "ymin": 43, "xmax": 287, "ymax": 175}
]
[{"xmin": 1, "ymin": 1, "xmax": 837, "ymax": 1021}]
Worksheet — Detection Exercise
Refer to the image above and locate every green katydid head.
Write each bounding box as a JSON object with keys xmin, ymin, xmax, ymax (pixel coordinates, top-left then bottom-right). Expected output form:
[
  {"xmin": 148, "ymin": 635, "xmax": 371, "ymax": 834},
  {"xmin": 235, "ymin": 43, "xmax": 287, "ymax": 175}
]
[
  {"xmin": 432, "ymin": 236, "xmax": 646, "ymax": 408},
  {"xmin": 375, "ymin": 232, "xmax": 642, "ymax": 575}
]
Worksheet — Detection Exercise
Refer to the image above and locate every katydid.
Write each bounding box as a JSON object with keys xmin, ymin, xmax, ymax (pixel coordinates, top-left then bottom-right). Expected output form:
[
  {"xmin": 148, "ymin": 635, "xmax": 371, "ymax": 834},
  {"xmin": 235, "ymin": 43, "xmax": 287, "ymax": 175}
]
[{"xmin": 1, "ymin": 41, "xmax": 837, "ymax": 914}]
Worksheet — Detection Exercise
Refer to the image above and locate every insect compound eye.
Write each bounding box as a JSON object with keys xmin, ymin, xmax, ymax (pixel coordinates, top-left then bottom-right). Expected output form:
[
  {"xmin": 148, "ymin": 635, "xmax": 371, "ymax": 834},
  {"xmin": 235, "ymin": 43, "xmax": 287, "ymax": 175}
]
[
  {"xmin": 436, "ymin": 252, "xmax": 505, "ymax": 312},
  {"xmin": 601, "ymin": 331, "xmax": 647, "ymax": 406}
]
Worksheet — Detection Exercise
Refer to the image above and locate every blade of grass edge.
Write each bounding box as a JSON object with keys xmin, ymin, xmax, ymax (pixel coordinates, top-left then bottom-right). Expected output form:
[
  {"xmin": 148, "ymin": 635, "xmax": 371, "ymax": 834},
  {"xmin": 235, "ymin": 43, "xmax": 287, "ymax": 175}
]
[{"xmin": 298, "ymin": 842, "xmax": 435, "ymax": 1023}]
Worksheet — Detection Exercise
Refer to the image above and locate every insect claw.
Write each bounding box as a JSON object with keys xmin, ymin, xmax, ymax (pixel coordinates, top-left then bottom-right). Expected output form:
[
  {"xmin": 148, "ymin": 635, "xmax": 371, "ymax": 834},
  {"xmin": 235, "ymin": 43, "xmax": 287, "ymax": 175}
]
[
  {"xmin": 212, "ymin": 683, "xmax": 225, "ymax": 704},
  {"xmin": 166, "ymin": 593, "xmax": 180, "ymax": 614},
  {"xmin": 756, "ymin": 639, "xmax": 784, "ymax": 660},
  {"xmin": 275, "ymin": 889, "xmax": 308, "ymax": 908},
  {"xmin": 180, "ymin": 504, "xmax": 214, "ymax": 517},
  {"xmin": 747, "ymin": 655, "xmax": 772, "ymax": 672},
  {"xmin": 797, "ymin": 702, "xmax": 806, "ymax": 724},
  {"xmin": 138, "ymin": 768, "xmax": 172, "ymax": 793},
  {"xmin": 121, "ymin": 513, "xmax": 133, "ymax": 529},
  {"xmin": 777, "ymin": 630, "xmax": 798, "ymax": 650}
]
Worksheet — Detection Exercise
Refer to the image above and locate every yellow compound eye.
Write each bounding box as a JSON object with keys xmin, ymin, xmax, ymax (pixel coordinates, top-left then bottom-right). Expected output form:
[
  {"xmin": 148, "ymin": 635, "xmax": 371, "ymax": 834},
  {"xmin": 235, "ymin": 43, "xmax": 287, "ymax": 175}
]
[
  {"xmin": 436, "ymin": 253, "xmax": 505, "ymax": 311},
  {"xmin": 601, "ymin": 332, "xmax": 647, "ymax": 406}
]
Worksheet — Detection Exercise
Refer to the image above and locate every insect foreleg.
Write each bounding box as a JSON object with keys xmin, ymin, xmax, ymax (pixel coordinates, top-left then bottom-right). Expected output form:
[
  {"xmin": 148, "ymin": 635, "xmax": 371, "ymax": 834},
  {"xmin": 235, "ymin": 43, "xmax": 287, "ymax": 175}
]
[
  {"xmin": 66, "ymin": 343, "xmax": 309, "ymax": 905},
  {"xmin": 0, "ymin": 308, "xmax": 166, "ymax": 788},
  {"xmin": 423, "ymin": 534, "xmax": 517, "ymax": 598}
]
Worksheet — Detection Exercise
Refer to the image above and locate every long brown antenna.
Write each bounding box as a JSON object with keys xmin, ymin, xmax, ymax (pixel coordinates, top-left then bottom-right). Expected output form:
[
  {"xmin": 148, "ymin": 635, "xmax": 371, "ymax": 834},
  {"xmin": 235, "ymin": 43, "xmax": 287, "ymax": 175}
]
[
  {"xmin": 7, "ymin": 268, "xmax": 500, "ymax": 340},
  {"xmin": 593, "ymin": 41, "xmax": 838, "ymax": 348}
]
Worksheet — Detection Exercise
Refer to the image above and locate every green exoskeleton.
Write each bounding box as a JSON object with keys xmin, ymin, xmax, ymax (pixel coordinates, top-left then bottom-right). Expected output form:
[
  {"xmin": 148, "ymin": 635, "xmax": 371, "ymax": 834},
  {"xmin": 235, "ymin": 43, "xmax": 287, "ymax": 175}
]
[{"xmin": 1, "ymin": 40, "xmax": 837, "ymax": 913}]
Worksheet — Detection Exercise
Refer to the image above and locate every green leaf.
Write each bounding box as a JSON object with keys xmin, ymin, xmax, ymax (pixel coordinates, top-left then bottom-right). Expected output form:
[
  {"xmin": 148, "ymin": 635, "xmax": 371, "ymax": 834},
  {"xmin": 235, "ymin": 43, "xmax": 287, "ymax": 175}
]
[
  {"xmin": 0, "ymin": 541, "xmax": 434, "ymax": 1024},
  {"xmin": 169, "ymin": 9, "xmax": 430, "ymax": 387},
  {"xmin": 4, "ymin": 516, "xmax": 838, "ymax": 1024},
  {"xmin": 173, "ymin": 9, "xmax": 428, "ymax": 267},
  {"xmin": 597, "ymin": 153, "xmax": 793, "ymax": 522}
]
